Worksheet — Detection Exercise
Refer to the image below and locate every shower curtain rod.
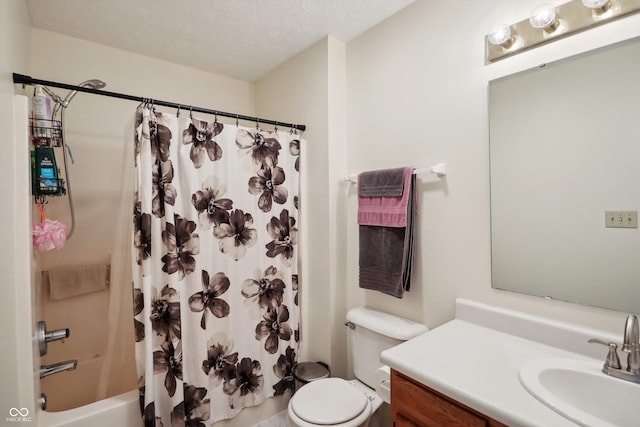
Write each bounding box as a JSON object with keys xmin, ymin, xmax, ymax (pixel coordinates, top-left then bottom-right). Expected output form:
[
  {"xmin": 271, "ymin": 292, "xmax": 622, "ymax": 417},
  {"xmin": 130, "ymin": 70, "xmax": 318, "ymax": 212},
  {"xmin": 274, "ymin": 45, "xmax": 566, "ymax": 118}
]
[{"xmin": 13, "ymin": 73, "xmax": 306, "ymax": 132}]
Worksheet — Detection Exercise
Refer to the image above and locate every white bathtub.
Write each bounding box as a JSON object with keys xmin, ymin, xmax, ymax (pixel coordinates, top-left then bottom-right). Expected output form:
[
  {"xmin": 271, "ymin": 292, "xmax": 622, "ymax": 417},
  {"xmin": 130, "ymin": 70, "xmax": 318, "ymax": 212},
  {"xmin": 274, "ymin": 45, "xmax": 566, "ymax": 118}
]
[{"xmin": 37, "ymin": 390, "xmax": 143, "ymax": 427}]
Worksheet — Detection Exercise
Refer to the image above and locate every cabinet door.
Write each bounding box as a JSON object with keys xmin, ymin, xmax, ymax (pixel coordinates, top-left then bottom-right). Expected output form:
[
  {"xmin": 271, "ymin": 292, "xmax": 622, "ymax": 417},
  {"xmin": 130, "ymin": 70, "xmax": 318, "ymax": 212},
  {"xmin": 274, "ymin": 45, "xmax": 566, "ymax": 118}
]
[{"xmin": 391, "ymin": 370, "xmax": 502, "ymax": 427}]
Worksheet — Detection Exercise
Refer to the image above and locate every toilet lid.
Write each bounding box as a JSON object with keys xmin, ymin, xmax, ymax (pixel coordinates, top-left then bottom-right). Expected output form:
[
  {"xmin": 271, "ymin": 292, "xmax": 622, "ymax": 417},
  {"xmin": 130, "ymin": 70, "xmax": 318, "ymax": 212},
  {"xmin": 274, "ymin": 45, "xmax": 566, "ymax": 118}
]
[{"xmin": 291, "ymin": 378, "xmax": 368, "ymax": 425}]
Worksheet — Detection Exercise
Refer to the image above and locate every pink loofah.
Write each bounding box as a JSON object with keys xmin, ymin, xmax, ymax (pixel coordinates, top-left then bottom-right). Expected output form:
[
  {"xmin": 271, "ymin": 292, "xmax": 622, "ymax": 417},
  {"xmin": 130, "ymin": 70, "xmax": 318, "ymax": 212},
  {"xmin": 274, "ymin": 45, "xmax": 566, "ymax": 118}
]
[{"xmin": 32, "ymin": 204, "xmax": 67, "ymax": 251}]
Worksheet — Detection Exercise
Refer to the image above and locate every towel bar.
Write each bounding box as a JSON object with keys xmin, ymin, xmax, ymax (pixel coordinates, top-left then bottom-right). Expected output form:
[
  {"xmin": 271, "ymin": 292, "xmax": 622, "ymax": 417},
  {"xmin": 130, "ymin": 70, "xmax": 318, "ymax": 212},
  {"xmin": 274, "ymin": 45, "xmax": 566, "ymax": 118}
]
[{"xmin": 345, "ymin": 163, "xmax": 446, "ymax": 183}]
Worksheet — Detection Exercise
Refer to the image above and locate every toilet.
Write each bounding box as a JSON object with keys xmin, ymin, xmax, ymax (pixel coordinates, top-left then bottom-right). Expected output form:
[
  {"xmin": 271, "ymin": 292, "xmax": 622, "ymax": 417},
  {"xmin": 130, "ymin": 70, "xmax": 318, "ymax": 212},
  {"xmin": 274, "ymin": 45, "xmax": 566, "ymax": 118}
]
[{"xmin": 287, "ymin": 307, "xmax": 428, "ymax": 427}]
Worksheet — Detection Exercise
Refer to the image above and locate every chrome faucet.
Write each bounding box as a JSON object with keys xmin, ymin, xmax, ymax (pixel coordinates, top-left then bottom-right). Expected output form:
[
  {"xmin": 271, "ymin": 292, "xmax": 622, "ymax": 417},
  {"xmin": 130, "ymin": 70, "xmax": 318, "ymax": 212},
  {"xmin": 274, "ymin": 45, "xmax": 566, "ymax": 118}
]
[
  {"xmin": 589, "ymin": 314, "xmax": 640, "ymax": 384},
  {"xmin": 622, "ymin": 314, "xmax": 640, "ymax": 374},
  {"xmin": 40, "ymin": 360, "xmax": 77, "ymax": 378}
]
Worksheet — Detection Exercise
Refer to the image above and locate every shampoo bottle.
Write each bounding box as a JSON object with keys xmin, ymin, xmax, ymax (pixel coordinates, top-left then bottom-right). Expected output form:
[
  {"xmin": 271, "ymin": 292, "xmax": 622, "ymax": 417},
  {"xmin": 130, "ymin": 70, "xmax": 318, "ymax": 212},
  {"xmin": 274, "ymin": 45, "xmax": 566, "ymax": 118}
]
[
  {"xmin": 33, "ymin": 147, "xmax": 61, "ymax": 196},
  {"xmin": 33, "ymin": 85, "xmax": 51, "ymax": 140}
]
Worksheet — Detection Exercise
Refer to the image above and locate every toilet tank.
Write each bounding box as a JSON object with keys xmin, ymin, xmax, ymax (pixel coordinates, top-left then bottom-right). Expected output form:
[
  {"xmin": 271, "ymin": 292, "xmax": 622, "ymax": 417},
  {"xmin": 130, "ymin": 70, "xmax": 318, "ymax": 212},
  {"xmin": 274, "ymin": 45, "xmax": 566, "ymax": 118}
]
[{"xmin": 346, "ymin": 307, "xmax": 428, "ymax": 388}]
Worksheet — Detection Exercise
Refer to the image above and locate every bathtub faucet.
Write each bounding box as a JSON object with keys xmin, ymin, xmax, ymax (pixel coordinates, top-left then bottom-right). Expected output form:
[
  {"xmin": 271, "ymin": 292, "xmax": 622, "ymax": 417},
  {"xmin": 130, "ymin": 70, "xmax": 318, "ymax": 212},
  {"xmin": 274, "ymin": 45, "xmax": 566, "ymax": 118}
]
[{"xmin": 40, "ymin": 360, "xmax": 77, "ymax": 378}]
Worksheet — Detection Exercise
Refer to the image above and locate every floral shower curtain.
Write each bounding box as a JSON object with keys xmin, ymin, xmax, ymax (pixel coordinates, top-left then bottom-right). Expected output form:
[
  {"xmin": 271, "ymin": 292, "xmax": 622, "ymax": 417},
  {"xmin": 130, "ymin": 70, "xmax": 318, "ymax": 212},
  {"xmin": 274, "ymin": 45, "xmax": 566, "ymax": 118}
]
[{"xmin": 132, "ymin": 107, "xmax": 301, "ymax": 426}]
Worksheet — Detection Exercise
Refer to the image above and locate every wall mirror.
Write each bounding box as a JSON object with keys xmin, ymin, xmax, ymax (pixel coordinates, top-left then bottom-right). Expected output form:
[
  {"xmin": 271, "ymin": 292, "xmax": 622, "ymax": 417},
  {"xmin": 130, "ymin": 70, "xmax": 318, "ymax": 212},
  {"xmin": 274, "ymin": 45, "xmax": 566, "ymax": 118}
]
[{"xmin": 489, "ymin": 36, "xmax": 640, "ymax": 314}]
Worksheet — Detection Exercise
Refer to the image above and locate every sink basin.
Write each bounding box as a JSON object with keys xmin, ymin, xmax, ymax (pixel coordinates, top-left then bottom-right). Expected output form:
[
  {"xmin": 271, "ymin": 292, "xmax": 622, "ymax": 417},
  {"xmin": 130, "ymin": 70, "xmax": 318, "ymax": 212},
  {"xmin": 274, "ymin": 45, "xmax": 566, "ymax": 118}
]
[{"xmin": 519, "ymin": 358, "xmax": 640, "ymax": 427}]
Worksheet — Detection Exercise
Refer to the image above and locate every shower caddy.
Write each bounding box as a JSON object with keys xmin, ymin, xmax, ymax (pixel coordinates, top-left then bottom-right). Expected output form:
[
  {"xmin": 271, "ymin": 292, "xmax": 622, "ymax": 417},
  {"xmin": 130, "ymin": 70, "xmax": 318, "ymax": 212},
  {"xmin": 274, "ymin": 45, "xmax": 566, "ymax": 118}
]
[{"xmin": 31, "ymin": 117, "xmax": 66, "ymax": 198}]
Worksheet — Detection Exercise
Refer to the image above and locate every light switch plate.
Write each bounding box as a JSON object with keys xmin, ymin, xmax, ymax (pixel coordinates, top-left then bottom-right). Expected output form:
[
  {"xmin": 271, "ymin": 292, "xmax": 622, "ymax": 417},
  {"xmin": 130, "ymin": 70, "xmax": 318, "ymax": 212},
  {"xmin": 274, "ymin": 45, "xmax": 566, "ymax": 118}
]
[{"xmin": 605, "ymin": 211, "xmax": 638, "ymax": 228}]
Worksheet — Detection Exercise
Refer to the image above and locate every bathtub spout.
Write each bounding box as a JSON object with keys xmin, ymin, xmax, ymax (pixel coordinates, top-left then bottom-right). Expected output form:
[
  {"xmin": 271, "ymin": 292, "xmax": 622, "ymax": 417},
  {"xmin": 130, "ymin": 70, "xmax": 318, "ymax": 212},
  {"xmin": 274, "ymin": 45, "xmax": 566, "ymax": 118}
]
[{"xmin": 40, "ymin": 360, "xmax": 77, "ymax": 378}]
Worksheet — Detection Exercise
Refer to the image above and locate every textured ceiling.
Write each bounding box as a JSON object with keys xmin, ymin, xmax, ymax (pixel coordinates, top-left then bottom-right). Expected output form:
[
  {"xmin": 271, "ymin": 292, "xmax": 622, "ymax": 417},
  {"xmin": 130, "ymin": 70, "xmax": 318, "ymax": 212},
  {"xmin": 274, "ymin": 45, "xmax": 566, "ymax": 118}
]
[{"xmin": 27, "ymin": 0, "xmax": 414, "ymax": 82}]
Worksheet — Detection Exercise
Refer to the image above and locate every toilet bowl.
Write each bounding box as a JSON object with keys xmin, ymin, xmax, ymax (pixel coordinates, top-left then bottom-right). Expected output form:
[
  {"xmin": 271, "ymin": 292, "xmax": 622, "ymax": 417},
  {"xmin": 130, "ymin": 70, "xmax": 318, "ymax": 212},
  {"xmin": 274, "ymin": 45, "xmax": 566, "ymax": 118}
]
[
  {"xmin": 287, "ymin": 378, "xmax": 381, "ymax": 427},
  {"xmin": 287, "ymin": 307, "xmax": 428, "ymax": 427}
]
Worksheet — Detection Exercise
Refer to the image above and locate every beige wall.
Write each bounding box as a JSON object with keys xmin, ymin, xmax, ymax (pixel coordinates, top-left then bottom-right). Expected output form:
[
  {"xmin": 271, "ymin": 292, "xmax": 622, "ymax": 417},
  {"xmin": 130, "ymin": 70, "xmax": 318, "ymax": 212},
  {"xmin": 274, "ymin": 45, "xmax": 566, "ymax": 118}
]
[
  {"xmin": 0, "ymin": 0, "xmax": 36, "ymax": 420},
  {"xmin": 29, "ymin": 28, "xmax": 256, "ymax": 133},
  {"xmin": 345, "ymin": 0, "xmax": 640, "ymax": 337}
]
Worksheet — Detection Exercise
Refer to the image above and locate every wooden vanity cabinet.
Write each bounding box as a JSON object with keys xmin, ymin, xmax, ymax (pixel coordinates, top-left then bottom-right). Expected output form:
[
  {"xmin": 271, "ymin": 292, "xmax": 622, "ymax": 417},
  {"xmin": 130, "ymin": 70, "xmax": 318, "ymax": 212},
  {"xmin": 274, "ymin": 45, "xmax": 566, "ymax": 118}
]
[{"xmin": 390, "ymin": 369, "xmax": 508, "ymax": 427}]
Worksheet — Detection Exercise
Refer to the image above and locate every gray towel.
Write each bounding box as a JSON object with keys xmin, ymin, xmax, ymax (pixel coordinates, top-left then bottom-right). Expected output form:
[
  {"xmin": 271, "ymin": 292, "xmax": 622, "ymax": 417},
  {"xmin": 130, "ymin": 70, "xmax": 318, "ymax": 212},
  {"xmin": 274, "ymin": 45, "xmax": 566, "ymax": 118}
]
[
  {"xmin": 359, "ymin": 170, "xmax": 416, "ymax": 298},
  {"xmin": 358, "ymin": 167, "xmax": 407, "ymax": 197}
]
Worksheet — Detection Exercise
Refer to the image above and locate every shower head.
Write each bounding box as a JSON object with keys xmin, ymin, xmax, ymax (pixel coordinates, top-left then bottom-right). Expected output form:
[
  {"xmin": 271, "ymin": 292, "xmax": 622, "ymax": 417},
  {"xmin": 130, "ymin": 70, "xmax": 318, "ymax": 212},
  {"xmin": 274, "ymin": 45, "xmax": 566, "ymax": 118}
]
[
  {"xmin": 61, "ymin": 79, "xmax": 107, "ymax": 105},
  {"xmin": 80, "ymin": 79, "xmax": 107, "ymax": 89},
  {"xmin": 52, "ymin": 78, "xmax": 107, "ymax": 116}
]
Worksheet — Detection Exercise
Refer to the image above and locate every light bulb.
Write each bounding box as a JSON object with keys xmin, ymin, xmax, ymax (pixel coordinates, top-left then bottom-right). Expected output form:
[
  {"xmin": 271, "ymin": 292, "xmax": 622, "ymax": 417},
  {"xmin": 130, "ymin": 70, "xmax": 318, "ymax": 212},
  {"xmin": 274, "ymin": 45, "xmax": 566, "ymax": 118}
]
[
  {"xmin": 488, "ymin": 24, "xmax": 515, "ymax": 48},
  {"xmin": 529, "ymin": 4, "xmax": 559, "ymax": 33},
  {"xmin": 581, "ymin": 0, "xmax": 611, "ymax": 14}
]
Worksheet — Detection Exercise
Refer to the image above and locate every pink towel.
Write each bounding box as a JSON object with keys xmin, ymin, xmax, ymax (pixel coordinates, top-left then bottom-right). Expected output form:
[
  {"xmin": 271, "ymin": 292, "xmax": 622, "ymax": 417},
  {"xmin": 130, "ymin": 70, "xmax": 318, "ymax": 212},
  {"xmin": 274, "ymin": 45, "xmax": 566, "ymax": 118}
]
[{"xmin": 358, "ymin": 167, "xmax": 414, "ymax": 227}]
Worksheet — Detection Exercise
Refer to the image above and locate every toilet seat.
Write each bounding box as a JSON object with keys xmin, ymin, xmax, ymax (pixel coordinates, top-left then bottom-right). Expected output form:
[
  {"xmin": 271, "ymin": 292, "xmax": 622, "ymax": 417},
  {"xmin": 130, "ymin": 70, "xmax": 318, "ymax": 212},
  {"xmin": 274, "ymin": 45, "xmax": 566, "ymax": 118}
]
[{"xmin": 289, "ymin": 378, "xmax": 372, "ymax": 426}]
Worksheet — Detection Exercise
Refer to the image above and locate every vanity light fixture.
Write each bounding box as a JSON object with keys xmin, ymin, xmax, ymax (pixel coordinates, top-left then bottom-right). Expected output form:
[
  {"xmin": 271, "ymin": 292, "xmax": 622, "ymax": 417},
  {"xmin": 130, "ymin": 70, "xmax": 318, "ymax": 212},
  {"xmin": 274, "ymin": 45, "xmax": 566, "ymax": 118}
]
[{"xmin": 486, "ymin": 0, "xmax": 640, "ymax": 63}]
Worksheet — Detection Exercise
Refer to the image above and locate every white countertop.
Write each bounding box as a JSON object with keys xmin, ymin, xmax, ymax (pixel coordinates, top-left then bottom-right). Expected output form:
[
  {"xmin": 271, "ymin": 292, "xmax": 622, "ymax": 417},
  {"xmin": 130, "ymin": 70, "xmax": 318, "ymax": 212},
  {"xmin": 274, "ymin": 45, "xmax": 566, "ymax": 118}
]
[{"xmin": 380, "ymin": 299, "xmax": 621, "ymax": 427}]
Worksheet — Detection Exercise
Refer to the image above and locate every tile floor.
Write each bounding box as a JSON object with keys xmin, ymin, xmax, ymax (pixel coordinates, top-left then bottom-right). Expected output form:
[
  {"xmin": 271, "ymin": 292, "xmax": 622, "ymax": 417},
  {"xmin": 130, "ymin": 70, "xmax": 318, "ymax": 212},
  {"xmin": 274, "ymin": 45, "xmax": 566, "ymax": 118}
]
[{"xmin": 252, "ymin": 410, "xmax": 288, "ymax": 427}]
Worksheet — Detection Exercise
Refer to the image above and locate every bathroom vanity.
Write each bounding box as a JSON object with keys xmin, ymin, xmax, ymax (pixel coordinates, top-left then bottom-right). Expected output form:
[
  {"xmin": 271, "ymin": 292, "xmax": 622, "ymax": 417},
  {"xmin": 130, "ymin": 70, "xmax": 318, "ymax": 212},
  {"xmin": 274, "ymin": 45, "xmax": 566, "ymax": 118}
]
[
  {"xmin": 381, "ymin": 299, "xmax": 635, "ymax": 427},
  {"xmin": 391, "ymin": 369, "xmax": 506, "ymax": 426}
]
